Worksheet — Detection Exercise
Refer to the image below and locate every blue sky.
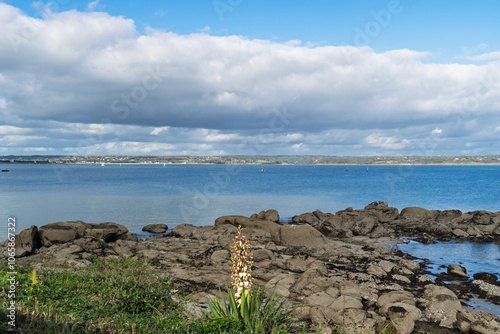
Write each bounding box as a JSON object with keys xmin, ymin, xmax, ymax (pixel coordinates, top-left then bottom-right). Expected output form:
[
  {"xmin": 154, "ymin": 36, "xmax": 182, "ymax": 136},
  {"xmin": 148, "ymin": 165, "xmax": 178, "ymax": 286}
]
[{"xmin": 1, "ymin": 0, "xmax": 499, "ymax": 156}]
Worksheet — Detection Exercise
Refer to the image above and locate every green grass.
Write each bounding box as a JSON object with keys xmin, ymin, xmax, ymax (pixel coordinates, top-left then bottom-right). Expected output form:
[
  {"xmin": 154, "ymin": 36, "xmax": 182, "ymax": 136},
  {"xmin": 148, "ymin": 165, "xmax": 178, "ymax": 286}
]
[{"xmin": 0, "ymin": 257, "xmax": 243, "ymax": 333}]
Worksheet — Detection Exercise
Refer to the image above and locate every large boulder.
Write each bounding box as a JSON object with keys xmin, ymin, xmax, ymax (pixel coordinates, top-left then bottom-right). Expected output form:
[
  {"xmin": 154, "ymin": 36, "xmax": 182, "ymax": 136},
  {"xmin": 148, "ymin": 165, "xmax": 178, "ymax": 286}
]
[
  {"xmin": 472, "ymin": 211, "xmax": 495, "ymax": 225},
  {"xmin": 364, "ymin": 201, "xmax": 399, "ymax": 223},
  {"xmin": 215, "ymin": 215, "xmax": 281, "ymax": 236},
  {"xmin": 38, "ymin": 226, "xmax": 79, "ymax": 247},
  {"xmin": 142, "ymin": 224, "xmax": 168, "ymax": 233},
  {"xmin": 84, "ymin": 223, "xmax": 128, "ymax": 242},
  {"xmin": 273, "ymin": 224, "xmax": 329, "ymax": 249},
  {"xmin": 15, "ymin": 226, "xmax": 40, "ymax": 257},
  {"xmin": 171, "ymin": 224, "xmax": 197, "ymax": 239},
  {"xmin": 424, "ymin": 285, "xmax": 462, "ymax": 328},
  {"xmin": 400, "ymin": 207, "xmax": 431, "ymax": 220},
  {"xmin": 256, "ymin": 209, "xmax": 280, "ymax": 223}
]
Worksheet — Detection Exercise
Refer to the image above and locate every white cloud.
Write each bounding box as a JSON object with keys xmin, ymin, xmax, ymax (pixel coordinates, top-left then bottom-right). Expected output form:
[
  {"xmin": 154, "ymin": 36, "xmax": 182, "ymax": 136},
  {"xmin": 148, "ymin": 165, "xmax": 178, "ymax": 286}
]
[
  {"xmin": 365, "ymin": 134, "xmax": 410, "ymax": 150},
  {"xmin": 0, "ymin": 3, "xmax": 499, "ymax": 156},
  {"xmin": 461, "ymin": 51, "xmax": 500, "ymax": 62}
]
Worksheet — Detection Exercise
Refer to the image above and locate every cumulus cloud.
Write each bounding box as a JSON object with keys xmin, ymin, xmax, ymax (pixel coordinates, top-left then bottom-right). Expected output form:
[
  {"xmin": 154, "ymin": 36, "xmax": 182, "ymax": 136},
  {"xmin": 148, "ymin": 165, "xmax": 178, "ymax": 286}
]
[{"xmin": 0, "ymin": 3, "xmax": 499, "ymax": 156}]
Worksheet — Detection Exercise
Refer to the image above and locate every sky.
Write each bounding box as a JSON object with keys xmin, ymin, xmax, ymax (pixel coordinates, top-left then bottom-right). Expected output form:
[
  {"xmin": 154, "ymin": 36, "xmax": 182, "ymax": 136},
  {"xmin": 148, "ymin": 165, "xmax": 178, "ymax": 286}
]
[{"xmin": 0, "ymin": 0, "xmax": 499, "ymax": 156}]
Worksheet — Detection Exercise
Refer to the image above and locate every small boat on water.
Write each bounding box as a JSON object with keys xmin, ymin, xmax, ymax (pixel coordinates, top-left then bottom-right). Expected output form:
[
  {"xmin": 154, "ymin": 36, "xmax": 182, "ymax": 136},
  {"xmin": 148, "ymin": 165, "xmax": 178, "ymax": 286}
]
[
  {"xmin": 1, "ymin": 168, "xmax": 9, "ymax": 172},
  {"xmin": 261, "ymin": 167, "xmax": 265, "ymax": 172}
]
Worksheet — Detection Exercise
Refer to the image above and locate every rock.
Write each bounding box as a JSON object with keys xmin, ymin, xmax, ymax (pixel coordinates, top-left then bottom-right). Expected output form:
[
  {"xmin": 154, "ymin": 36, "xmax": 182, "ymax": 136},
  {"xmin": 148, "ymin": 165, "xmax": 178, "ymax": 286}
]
[
  {"xmin": 38, "ymin": 226, "xmax": 78, "ymax": 247},
  {"xmin": 257, "ymin": 209, "xmax": 280, "ymax": 223},
  {"xmin": 447, "ymin": 264, "xmax": 467, "ymax": 278},
  {"xmin": 351, "ymin": 217, "xmax": 377, "ymax": 235},
  {"xmin": 472, "ymin": 211, "xmax": 494, "ymax": 225},
  {"xmin": 329, "ymin": 309, "xmax": 377, "ymax": 334},
  {"xmin": 252, "ymin": 248, "xmax": 274, "ymax": 262},
  {"xmin": 400, "ymin": 259, "xmax": 421, "ymax": 272},
  {"xmin": 330, "ymin": 295, "xmax": 363, "ymax": 310},
  {"xmin": 305, "ymin": 291, "xmax": 335, "ymax": 307},
  {"xmin": 73, "ymin": 237, "xmax": 104, "ymax": 252},
  {"xmin": 292, "ymin": 212, "xmax": 321, "ymax": 229},
  {"xmin": 171, "ymin": 224, "xmax": 197, "ymax": 239},
  {"xmin": 84, "ymin": 223, "xmax": 128, "ymax": 242},
  {"xmin": 377, "ymin": 291, "xmax": 416, "ymax": 311},
  {"xmin": 364, "ymin": 201, "xmax": 399, "ymax": 223},
  {"xmin": 436, "ymin": 210, "xmax": 463, "ymax": 223},
  {"xmin": 142, "ymin": 224, "xmax": 168, "ymax": 233},
  {"xmin": 367, "ymin": 264, "xmax": 387, "ymax": 278},
  {"xmin": 215, "ymin": 216, "xmax": 281, "ymax": 237},
  {"xmin": 136, "ymin": 248, "xmax": 160, "ymax": 260},
  {"xmin": 320, "ymin": 216, "xmax": 354, "ymax": 237},
  {"xmin": 470, "ymin": 280, "xmax": 500, "ymax": 301},
  {"xmin": 49, "ymin": 243, "xmax": 84, "ymax": 259},
  {"xmin": 456, "ymin": 309, "xmax": 500, "ymax": 334},
  {"xmin": 15, "ymin": 226, "xmax": 40, "ymax": 257},
  {"xmin": 452, "ymin": 229, "xmax": 469, "ymax": 238},
  {"xmin": 211, "ymin": 249, "xmax": 230, "ymax": 263},
  {"xmin": 265, "ymin": 273, "xmax": 296, "ymax": 298},
  {"xmin": 400, "ymin": 207, "xmax": 430, "ymax": 220},
  {"xmin": 117, "ymin": 232, "xmax": 140, "ymax": 242},
  {"xmin": 364, "ymin": 200, "xmax": 389, "ymax": 210},
  {"xmin": 473, "ymin": 272, "xmax": 498, "ymax": 282},
  {"xmin": 388, "ymin": 305, "xmax": 415, "ymax": 334},
  {"xmin": 424, "ymin": 285, "xmax": 462, "ymax": 328},
  {"xmin": 339, "ymin": 281, "xmax": 362, "ymax": 299},
  {"xmin": 273, "ymin": 224, "xmax": 329, "ymax": 249},
  {"xmin": 39, "ymin": 221, "xmax": 90, "ymax": 238},
  {"xmin": 113, "ymin": 239, "xmax": 137, "ymax": 257},
  {"xmin": 285, "ymin": 255, "xmax": 313, "ymax": 273}
]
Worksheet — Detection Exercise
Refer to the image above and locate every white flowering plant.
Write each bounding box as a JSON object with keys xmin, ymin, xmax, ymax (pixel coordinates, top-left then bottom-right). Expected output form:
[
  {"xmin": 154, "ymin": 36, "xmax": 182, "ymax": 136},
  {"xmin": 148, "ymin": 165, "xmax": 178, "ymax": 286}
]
[{"xmin": 206, "ymin": 225, "xmax": 294, "ymax": 333}]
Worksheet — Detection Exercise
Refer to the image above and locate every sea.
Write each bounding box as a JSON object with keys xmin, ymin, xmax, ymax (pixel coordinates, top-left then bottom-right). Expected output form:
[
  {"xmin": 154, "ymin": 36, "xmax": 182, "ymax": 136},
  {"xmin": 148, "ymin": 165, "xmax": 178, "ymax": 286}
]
[{"xmin": 1, "ymin": 163, "xmax": 499, "ymax": 314}]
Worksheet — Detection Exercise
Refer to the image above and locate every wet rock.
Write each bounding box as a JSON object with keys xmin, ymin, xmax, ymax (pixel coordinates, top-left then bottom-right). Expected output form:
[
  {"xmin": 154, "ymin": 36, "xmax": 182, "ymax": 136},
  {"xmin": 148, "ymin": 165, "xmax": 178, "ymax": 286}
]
[
  {"xmin": 448, "ymin": 264, "xmax": 467, "ymax": 278},
  {"xmin": 473, "ymin": 272, "xmax": 498, "ymax": 283},
  {"xmin": 142, "ymin": 224, "xmax": 168, "ymax": 233},
  {"xmin": 470, "ymin": 280, "xmax": 500, "ymax": 302}
]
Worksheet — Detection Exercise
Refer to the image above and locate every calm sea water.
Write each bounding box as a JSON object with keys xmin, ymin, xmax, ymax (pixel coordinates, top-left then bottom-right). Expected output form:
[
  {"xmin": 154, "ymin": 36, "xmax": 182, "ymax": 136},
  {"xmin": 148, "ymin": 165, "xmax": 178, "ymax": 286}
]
[
  {"xmin": 1, "ymin": 164, "xmax": 499, "ymax": 240},
  {"xmin": 1, "ymin": 163, "xmax": 499, "ymax": 313}
]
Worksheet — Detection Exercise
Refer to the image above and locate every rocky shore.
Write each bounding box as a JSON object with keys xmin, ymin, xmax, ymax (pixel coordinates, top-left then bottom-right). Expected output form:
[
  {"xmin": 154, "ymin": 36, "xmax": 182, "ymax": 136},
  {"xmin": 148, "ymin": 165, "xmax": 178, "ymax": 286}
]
[{"xmin": 2, "ymin": 201, "xmax": 500, "ymax": 333}]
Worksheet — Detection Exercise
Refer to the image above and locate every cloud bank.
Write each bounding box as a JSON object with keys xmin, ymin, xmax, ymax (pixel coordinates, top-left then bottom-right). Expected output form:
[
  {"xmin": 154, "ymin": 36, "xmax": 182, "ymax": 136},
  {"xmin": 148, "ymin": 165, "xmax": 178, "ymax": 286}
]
[{"xmin": 0, "ymin": 3, "xmax": 499, "ymax": 156}]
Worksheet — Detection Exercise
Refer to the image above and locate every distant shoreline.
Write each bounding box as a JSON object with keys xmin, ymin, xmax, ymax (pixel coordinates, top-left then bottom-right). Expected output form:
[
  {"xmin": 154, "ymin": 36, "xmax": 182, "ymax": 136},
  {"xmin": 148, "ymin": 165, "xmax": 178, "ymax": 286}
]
[{"xmin": 2, "ymin": 162, "xmax": 500, "ymax": 166}]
